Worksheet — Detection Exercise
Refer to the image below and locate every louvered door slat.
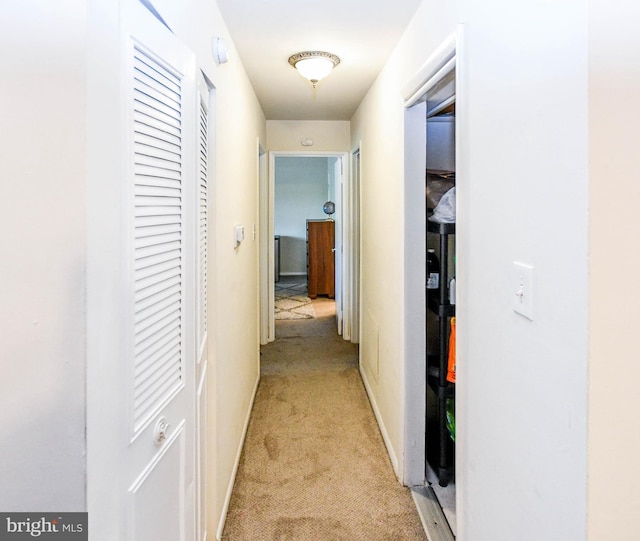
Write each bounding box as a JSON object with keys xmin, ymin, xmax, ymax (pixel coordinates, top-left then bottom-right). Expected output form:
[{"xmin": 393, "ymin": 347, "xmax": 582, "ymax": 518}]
[
  {"xmin": 135, "ymin": 290, "xmax": 181, "ymax": 325},
  {"xmin": 135, "ymin": 249, "xmax": 181, "ymax": 272},
  {"xmin": 134, "ymin": 356, "xmax": 181, "ymax": 411},
  {"xmin": 197, "ymin": 99, "xmax": 208, "ymax": 348},
  {"xmin": 134, "ymin": 56, "xmax": 181, "ymax": 94},
  {"xmin": 135, "ymin": 301, "xmax": 182, "ymax": 337},
  {"xmin": 135, "ymin": 265, "xmax": 181, "ymax": 294},
  {"xmin": 135, "ymin": 228, "xmax": 181, "ymax": 246},
  {"xmin": 134, "ymin": 362, "xmax": 182, "ymax": 421},
  {"xmin": 135, "ymin": 258, "xmax": 181, "ymax": 284},
  {"xmin": 135, "ymin": 154, "xmax": 181, "ymax": 174},
  {"xmin": 134, "ymin": 328, "xmax": 181, "ymax": 375},
  {"xmin": 135, "ymin": 217, "xmax": 181, "ymax": 231},
  {"xmin": 134, "ymin": 97, "xmax": 182, "ymax": 131},
  {"xmin": 134, "ymin": 301, "xmax": 180, "ymax": 343},
  {"xmin": 134, "ymin": 142, "xmax": 181, "ymax": 164},
  {"xmin": 135, "ymin": 350, "xmax": 181, "ymax": 401},
  {"xmin": 133, "ymin": 88, "xmax": 180, "ymax": 121},
  {"xmin": 134, "ymin": 177, "xmax": 181, "ymax": 192},
  {"xmin": 135, "ymin": 131, "xmax": 181, "ymax": 155},
  {"xmin": 131, "ymin": 44, "xmax": 184, "ymax": 433},
  {"xmin": 133, "ymin": 74, "xmax": 180, "ymax": 109},
  {"xmin": 134, "ymin": 285, "xmax": 181, "ymax": 319},
  {"xmin": 135, "ymin": 233, "xmax": 181, "ymax": 249},
  {"xmin": 134, "ymin": 111, "xmax": 182, "ymax": 142},
  {"xmin": 134, "ymin": 163, "xmax": 182, "ymax": 182},
  {"xmin": 134, "ymin": 241, "xmax": 181, "ymax": 263},
  {"xmin": 135, "ymin": 187, "xmax": 182, "ymax": 201},
  {"xmin": 134, "ymin": 350, "xmax": 180, "ymax": 395}
]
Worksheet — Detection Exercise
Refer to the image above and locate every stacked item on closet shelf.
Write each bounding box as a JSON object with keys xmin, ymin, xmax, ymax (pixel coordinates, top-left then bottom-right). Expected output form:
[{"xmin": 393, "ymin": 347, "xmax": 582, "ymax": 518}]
[{"xmin": 426, "ymin": 169, "xmax": 456, "ymax": 487}]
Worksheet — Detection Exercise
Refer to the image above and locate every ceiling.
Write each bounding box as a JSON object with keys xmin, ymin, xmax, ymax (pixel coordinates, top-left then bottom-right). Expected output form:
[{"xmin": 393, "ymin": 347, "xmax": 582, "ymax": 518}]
[{"xmin": 215, "ymin": 0, "xmax": 424, "ymax": 121}]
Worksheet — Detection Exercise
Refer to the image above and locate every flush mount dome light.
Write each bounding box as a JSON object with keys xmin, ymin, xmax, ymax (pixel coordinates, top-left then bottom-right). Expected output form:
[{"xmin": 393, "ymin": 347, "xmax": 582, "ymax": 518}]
[{"xmin": 288, "ymin": 51, "xmax": 340, "ymax": 88}]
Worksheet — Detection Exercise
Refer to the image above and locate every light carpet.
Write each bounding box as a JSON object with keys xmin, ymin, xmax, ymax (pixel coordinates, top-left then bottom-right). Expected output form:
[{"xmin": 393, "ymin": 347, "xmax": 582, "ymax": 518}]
[{"xmin": 222, "ymin": 313, "xmax": 427, "ymax": 540}]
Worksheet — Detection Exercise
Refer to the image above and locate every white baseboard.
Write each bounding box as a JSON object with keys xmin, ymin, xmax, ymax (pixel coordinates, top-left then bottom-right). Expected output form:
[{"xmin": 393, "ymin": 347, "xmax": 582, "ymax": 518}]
[
  {"xmin": 215, "ymin": 373, "xmax": 260, "ymax": 540},
  {"xmin": 359, "ymin": 363, "xmax": 400, "ymax": 478},
  {"xmin": 279, "ymin": 272, "xmax": 306, "ymax": 277}
]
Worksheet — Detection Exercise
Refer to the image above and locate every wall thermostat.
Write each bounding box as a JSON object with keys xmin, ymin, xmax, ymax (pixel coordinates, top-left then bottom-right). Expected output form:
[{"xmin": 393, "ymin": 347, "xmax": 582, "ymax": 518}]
[{"xmin": 234, "ymin": 225, "xmax": 245, "ymax": 248}]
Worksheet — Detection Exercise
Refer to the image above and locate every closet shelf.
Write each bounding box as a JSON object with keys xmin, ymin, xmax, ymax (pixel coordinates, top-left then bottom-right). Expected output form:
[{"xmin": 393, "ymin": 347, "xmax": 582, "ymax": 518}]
[
  {"xmin": 427, "ymin": 377, "xmax": 455, "ymax": 398},
  {"xmin": 426, "ymin": 209, "xmax": 456, "ymax": 488},
  {"xmin": 427, "ymin": 220, "xmax": 455, "ymax": 235},
  {"xmin": 427, "ymin": 295, "xmax": 455, "ymax": 317}
]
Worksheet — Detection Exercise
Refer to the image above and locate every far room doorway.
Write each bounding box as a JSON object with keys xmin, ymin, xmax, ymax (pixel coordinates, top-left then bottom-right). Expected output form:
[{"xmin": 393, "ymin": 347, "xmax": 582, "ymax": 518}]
[{"xmin": 261, "ymin": 152, "xmax": 353, "ymax": 343}]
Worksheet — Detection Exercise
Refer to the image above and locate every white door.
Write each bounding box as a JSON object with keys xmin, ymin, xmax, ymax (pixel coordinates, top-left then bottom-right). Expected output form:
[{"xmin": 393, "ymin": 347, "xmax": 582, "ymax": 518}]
[
  {"xmin": 347, "ymin": 149, "xmax": 361, "ymax": 343},
  {"xmin": 123, "ymin": 2, "xmax": 198, "ymax": 539},
  {"xmin": 195, "ymin": 76, "xmax": 211, "ymax": 541},
  {"xmin": 334, "ymin": 157, "xmax": 344, "ymax": 334}
]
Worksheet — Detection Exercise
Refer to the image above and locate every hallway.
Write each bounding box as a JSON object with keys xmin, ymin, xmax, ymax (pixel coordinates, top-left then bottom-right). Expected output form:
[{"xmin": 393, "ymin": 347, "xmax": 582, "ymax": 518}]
[
  {"xmin": 222, "ymin": 296, "xmax": 426, "ymax": 540},
  {"xmin": 9, "ymin": 1, "xmax": 640, "ymax": 539}
]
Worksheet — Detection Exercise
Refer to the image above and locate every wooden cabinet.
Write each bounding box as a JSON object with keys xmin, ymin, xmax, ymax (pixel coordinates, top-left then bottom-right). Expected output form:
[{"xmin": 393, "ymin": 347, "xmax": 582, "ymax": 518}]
[{"xmin": 306, "ymin": 220, "xmax": 335, "ymax": 299}]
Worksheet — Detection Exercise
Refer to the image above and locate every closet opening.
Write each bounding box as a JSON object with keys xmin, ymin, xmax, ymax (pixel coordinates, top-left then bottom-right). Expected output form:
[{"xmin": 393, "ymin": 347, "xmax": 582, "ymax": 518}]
[
  {"xmin": 425, "ymin": 100, "xmax": 456, "ymax": 538},
  {"xmin": 403, "ymin": 31, "xmax": 459, "ymax": 541}
]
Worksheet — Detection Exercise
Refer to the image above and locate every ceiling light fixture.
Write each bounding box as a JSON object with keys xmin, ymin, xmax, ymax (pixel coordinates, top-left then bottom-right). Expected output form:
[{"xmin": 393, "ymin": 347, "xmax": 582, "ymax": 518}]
[{"xmin": 288, "ymin": 51, "xmax": 340, "ymax": 88}]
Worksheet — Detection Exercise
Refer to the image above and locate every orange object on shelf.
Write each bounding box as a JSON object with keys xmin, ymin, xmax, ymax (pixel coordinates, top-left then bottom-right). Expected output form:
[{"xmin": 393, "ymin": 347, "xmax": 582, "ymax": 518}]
[{"xmin": 447, "ymin": 317, "xmax": 456, "ymax": 383}]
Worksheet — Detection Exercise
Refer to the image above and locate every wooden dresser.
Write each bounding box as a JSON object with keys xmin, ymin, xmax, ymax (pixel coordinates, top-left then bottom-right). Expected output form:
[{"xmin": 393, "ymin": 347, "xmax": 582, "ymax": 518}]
[{"xmin": 306, "ymin": 220, "xmax": 335, "ymax": 299}]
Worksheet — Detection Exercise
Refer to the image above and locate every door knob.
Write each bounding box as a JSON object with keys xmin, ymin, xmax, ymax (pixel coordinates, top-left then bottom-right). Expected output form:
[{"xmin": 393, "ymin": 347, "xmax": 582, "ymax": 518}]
[{"xmin": 154, "ymin": 417, "xmax": 170, "ymax": 444}]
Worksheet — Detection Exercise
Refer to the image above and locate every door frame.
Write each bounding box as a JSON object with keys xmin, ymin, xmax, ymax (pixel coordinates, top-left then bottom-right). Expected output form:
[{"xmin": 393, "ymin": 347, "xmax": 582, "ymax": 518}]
[
  {"xmin": 344, "ymin": 147, "xmax": 361, "ymax": 343},
  {"xmin": 260, "ymin": 151, "xmax": 349, "ymax": 342},
  {"xmin": 258, "ymin": 145, "xmax": 268, "ymax": 344},
  {"xmin": 401, "ymin": 28, "xmax": 464, "ymax": 499}
]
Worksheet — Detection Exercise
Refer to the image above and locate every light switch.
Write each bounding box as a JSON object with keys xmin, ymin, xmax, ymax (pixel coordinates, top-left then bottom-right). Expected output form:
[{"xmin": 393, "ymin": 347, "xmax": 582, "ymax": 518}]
[{"xmin": 513, "ymin": 261, "xmax": 534, "ymax": 320}]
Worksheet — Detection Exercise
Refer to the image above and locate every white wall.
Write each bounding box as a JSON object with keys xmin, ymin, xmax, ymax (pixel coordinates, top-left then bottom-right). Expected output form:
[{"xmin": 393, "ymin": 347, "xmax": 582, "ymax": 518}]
[
  {"xmin": 0, "ymin": 0, "xmax": 87, "ymax": 511},
  {"xmin": 267, "ymin": 120, "xmax": 350, "ymax": 151},
  {"xmin": 350, "ymin": 0, "xmax": 458, "ymax": 482},
  {"xmin": 275, "ymin": 157, "xmax": 330, "ymax": 275},
  {"xmin": 353, "ymin": 0, "xmax": 590, "ymax": 539},
  {"xmin": 588, "ymin": 3, "xmax": 640, "ymax": 539},
  {"xmin": 455, "ymin": 2, "xmax": 589, "ymax": 539}
]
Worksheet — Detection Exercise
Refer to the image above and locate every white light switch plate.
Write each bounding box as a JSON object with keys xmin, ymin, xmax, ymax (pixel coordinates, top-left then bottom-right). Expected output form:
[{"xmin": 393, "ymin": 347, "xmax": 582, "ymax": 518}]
[{"xmin": 513, "ymin": 261, "xmax": 534, "ymax": 320}]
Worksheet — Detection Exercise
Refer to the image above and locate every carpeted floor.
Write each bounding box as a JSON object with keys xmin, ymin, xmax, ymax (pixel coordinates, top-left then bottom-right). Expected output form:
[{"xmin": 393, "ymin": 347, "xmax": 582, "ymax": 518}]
[{"xmin": 222, "ymin": 309, "xmax": 427, "ymax": 540}]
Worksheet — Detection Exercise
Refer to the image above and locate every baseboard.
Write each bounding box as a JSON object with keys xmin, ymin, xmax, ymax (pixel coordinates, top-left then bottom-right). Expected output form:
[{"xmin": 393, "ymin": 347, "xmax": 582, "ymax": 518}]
[
  {"xmin": 359, "ymin": 363, "xmax": 400, "ymax": 478},
  {"xmin": 215, "ymin": 373, "xmax": 260, "ymax": 540},
  {"xmin": 279, "ymin": 272, "xmax": 306, "ymax": 277}
]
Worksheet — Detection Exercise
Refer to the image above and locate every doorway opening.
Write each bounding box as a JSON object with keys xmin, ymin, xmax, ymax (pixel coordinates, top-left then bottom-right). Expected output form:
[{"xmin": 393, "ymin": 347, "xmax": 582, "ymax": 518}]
[
  {"xmin": 260, "ymin": 152, "xmax": 352, "ymax": 343},
  {"xmin": 403, "ymin": 30, "xmax": 460, "ymax": 541}
]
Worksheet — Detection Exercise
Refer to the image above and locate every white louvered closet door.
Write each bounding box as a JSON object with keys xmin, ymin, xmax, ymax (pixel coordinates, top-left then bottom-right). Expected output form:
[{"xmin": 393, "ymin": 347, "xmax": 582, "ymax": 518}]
[
  {"xmin": 195, "ymin": 78, "xmax": 210, "ymax": 541},
  {"xmin": 123, "ymin": 2, "xmax": 197, "ymax": 540}
]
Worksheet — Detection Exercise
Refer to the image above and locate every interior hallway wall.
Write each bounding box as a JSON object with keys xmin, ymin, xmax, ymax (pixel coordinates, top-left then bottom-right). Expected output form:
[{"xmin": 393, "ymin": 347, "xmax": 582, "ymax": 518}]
[
  {"xmin": 267, "ymin": 120, "xmax": 350, "ymax": 152},
  {"xmin": 350, "ymin": 0, "xmax": 458, "ymax": 483},
  {"xmin": 0, "ymin": 0, "xmax": 88, "ymax": 511},
  {"xmin": 588, "ymin": 2, "xmax": 640, "ymax": 539},
  {"xmin": 352, "ymin": 0, "xmax": 590, "ymax": 539}
]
